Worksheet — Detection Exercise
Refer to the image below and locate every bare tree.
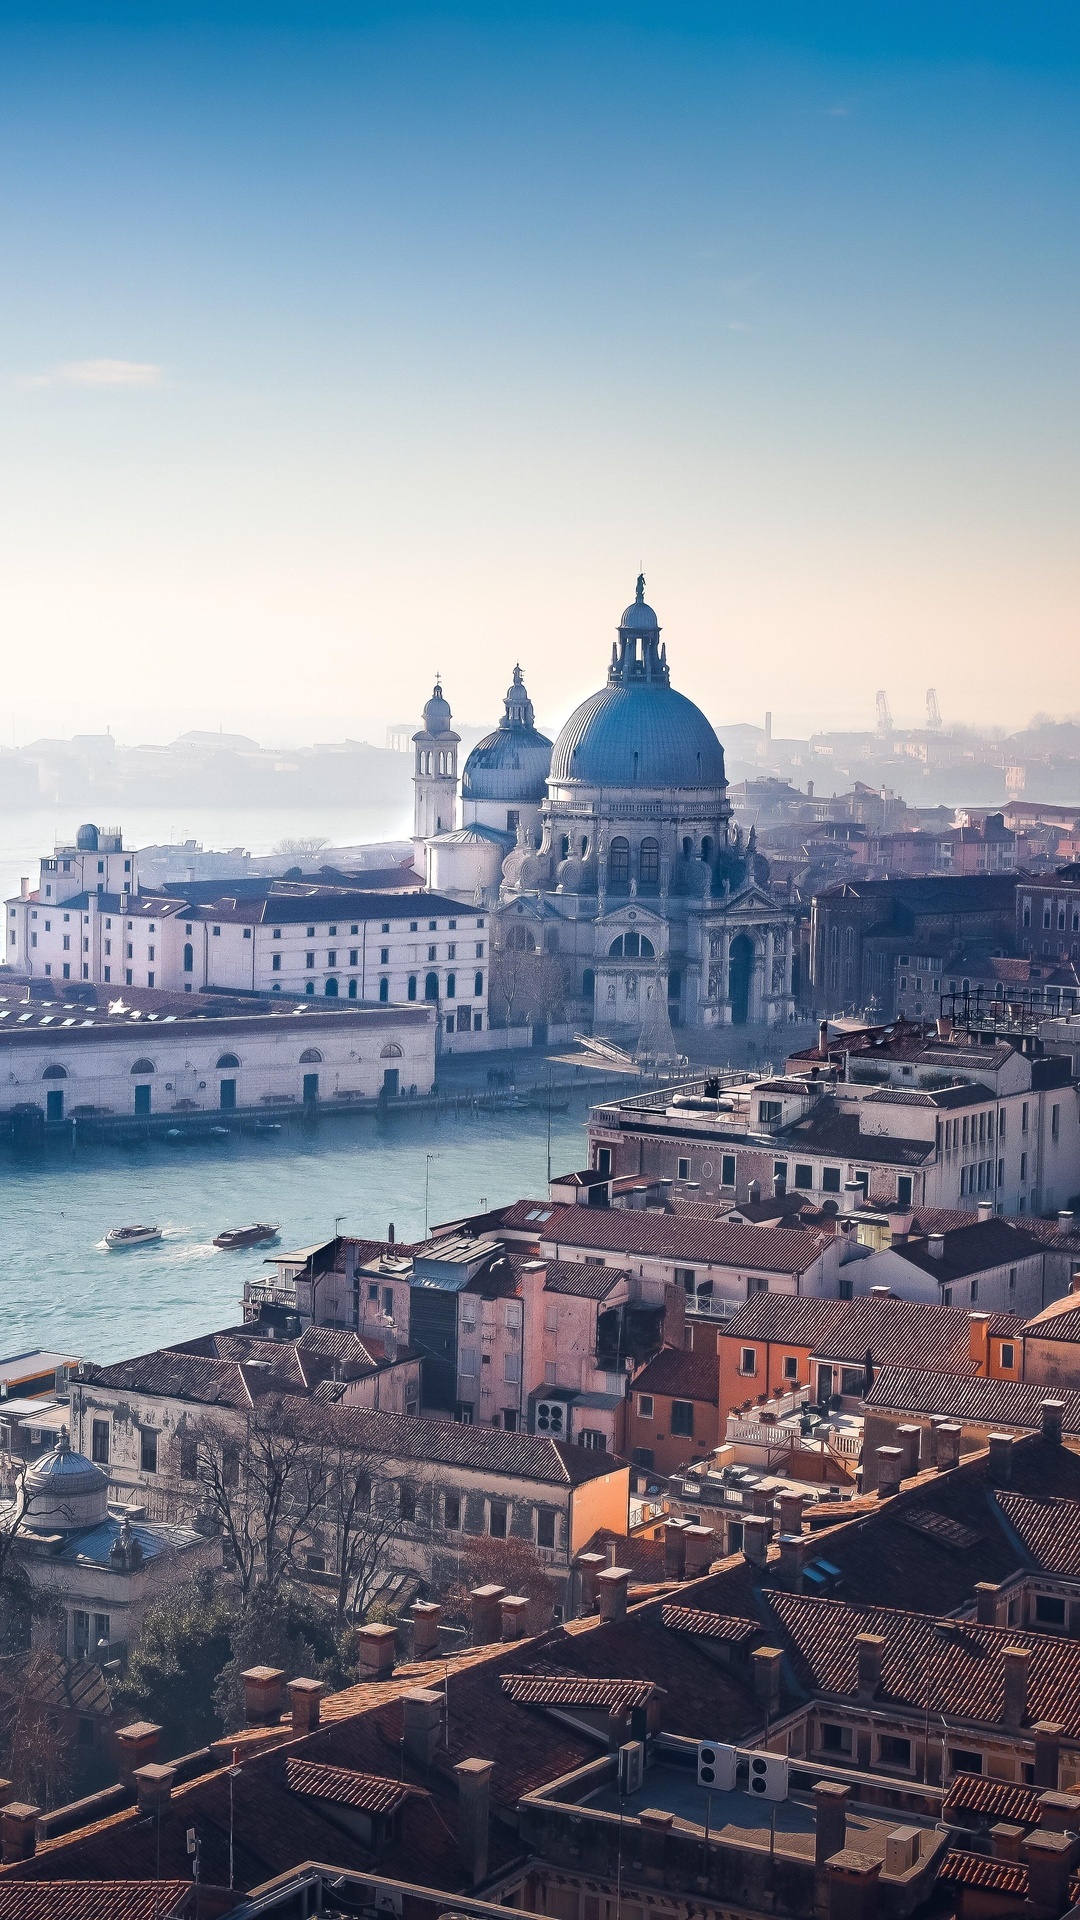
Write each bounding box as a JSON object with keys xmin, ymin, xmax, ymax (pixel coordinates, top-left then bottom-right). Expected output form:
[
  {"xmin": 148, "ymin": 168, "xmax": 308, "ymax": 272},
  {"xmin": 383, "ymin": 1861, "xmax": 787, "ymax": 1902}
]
[
  {"xmin": 0, "ymin": 1651, "xmax": 77, "ymax": 1808},
  {"xmin": 489, "ymin": 941, "xmax": 570, "ymax": 1035},
  {"xmin": 191, "ymin": 1397, "xmax": 329, "ymax": 1599},
  {"xmin": 273, "ymin": 835, "xmax": 329, "ymax": 857},
  {"xmin": 319, "ymin": 1428, "xmax": 404, "ymax": 1628}
]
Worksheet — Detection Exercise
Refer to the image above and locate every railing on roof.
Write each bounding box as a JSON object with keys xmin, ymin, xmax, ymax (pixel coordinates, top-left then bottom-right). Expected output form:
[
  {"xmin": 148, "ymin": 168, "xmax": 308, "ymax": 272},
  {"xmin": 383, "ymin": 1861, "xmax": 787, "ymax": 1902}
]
[
  {"xmin": 685, "ymin": 1294, "xmax": 739, "ymax": 1322},
  {"xmin": 592, "ymin": 1073, "xmax": 748, "ymax": 1115},
  {"xmin": 243, "ymin": 1281, "xmax": 299, "ymax": 1311}
]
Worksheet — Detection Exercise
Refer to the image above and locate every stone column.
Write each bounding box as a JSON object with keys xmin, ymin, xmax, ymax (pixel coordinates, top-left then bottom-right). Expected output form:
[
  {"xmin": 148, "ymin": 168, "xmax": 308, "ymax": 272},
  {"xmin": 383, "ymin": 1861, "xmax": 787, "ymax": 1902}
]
[{"xmin": 764, "ymin": 927, "xmax": 775, "ymax": 1024}]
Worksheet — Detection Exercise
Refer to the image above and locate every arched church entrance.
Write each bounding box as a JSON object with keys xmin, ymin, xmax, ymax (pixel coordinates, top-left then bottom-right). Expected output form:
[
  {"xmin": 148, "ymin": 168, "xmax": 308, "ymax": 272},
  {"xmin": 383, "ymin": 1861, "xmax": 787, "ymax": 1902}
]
[{"xmin": 729, "ymin": 933, "xmax": 754, "ymax": 1025}]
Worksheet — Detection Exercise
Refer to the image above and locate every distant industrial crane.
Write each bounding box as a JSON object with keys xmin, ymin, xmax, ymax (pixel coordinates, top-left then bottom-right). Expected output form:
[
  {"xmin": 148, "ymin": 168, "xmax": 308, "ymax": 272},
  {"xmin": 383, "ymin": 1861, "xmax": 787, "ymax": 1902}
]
[
  {"xmin": 875, "ymin": 690, "xmax": 893, "ymax": 736},
  {"xmin": 926, "ymin": 687, "xmax": 942, "ymax": 731}
]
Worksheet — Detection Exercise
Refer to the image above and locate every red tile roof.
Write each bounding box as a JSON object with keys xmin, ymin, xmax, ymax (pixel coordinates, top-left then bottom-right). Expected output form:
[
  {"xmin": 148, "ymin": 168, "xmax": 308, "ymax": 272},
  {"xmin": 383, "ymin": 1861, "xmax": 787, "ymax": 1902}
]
[
  {"xmin": 722, "ymin": 1293, "xmax": 1021, "ymax": 1372},
  {"xmin": 995, "ymin": 1490, "xmax": 1080, "ymax": 1575},
  {"xmin": 661, "ymin": 1606, "xmax": 761, "ymax": 1644},
  {"xmin": 0, "ymin": 1887, "xmax": 195, "ymax": 1919},
  {"xmin": 943, "ymin": 1773, "xmax": 1044, "ymax": 1825},
  {"xmin": 284, "ymin": 1758, "xmax": 415, "ymax": 1814},
  {"xmin": 500, "ymin": 1675, "xmax": 658, "ymax": 1711},
  {"xmin": 631, "ymin": 1346, "xmax": 718, "ymax": 1403},
  {"xmin": 493, "ymin": 1201, "xmax": 832, "ymax": 1273},
  {"xmin": 865, "ymin": 1365, "xmax": 1080, "ymax": 1434},
  {"xmin": 938, "ymin": 1851, "xmax": 1027, "ymax": 1894}
]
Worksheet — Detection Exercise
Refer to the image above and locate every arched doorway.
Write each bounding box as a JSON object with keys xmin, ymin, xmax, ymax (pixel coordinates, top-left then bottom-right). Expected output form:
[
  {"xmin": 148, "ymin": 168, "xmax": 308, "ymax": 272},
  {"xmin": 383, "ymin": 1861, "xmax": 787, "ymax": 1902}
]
[{"xmin": 729, "ymin": 933, "xmax": 754, "ymax": 1025}]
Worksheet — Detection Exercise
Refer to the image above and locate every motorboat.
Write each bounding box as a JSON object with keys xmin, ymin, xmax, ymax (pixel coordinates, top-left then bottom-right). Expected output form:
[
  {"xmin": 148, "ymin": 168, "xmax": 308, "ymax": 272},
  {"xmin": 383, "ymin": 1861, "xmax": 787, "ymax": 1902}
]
[
  {"xmin": 213, "ymin": 1224, "xmax": 280, "ymax": 1250},
  {"xmin": 105, "ymin": 1225, "xmax": 163, "ymax": 1250}
]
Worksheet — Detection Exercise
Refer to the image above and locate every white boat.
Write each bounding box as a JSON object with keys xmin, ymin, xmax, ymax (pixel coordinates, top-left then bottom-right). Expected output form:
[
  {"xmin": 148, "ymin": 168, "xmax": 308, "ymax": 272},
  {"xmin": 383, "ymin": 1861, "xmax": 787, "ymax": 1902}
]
[{"xmin": 105, "ymin": 1224, "xmax": 163, "ymax": 1250}]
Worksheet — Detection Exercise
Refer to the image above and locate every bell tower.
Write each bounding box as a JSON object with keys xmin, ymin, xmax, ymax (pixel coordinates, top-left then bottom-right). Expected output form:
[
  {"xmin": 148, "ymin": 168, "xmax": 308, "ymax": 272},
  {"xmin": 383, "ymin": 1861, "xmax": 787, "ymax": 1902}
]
[{"xmin": 412, "ymin": 678, "xmax": 460, "ymax": 876}]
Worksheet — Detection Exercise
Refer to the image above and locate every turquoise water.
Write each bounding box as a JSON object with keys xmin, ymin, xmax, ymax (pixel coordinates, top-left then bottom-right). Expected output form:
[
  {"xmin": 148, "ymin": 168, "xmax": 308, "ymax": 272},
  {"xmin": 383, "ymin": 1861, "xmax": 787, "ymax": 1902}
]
[{"xmin": 0, "ymin": 1096, "xmax": 594, "ymax": 1367}]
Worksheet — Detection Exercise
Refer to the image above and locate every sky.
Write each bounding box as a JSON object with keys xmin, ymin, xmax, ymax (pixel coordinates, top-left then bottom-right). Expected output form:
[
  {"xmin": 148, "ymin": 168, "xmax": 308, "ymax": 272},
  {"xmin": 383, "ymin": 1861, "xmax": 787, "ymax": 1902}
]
[{"xmin": 1, "ymin": 1, "xmax": 1078, "ymax": 747}]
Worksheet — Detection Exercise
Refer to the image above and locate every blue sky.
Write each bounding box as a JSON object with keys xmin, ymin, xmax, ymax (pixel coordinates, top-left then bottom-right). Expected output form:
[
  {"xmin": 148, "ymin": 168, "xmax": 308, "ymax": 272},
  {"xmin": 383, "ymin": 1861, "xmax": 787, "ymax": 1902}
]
[{"xmin": 1, "ymin": 2, "xmax": 1078, "ymax": 744}]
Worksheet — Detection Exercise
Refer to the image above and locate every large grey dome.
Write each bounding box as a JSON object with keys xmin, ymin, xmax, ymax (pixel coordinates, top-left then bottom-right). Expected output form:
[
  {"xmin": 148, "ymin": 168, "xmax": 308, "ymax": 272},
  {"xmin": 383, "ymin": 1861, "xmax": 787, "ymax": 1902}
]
[
  {"xmin": 549, "ymin": 581, "xmax": 727, "ymax": 791},
  {"xmin": 23, "ymin": 1429, "xmax": 109, "ymax": 1532},
  {"xmin": 462, "ymin": 666, "xmax": 552, "ymax": 804}
]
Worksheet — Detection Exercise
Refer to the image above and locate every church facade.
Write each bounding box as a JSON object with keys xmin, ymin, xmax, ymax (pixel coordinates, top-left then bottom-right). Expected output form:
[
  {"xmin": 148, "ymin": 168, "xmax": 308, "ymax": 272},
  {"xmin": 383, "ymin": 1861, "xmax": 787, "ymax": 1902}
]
[{"xmin": 412, "ymin": 580, "xmax": 796, "ymax": 1031}]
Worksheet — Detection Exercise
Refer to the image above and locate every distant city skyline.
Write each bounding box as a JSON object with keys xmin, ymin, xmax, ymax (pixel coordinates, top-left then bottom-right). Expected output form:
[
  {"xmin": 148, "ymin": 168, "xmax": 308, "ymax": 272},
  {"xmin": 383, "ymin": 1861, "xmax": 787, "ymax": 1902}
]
[{"xmin": 2, "ymin": 2, "xmax": 1078, "ymax": 740}]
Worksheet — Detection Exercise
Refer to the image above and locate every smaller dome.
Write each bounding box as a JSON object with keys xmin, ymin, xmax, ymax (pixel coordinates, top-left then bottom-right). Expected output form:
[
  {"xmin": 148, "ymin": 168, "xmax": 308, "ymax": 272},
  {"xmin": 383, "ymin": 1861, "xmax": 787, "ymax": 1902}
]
[
  {"xmin": 24, "ymin": 1428, "xmax": 109, "ymax": 1532},
  {"xmin": 421, "ymin": 681, "xmax": 453, "ymax": 736},
  {"xmin": 619, "ymin": 574, "xmax": 659, "ymax": 633},
  {"xmin": 461, "ymin": 666, "xmax": 553, "ymax": 804},
  {"xmin": 75, "ymin": 823, "xmax": 100, "ymax": 852}
]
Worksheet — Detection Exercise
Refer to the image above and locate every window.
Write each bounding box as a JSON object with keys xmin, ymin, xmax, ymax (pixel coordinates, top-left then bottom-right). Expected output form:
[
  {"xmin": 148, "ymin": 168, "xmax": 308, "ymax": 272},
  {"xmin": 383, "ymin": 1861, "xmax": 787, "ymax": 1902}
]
[
  {"xmin": 721, "ymin": 1153, "xmax": 736, "ymax": 1186},
  {"xmin": 1035, "ymin": 1594, "xmax": 1067, "ymax": 1626},
  {"xmin": 822, "ymin": 1166, "xmax": 841, "ymax": 1193},
  {"xmin": 91, "ymin": 1419, "xmax": 110, "ymax": 1464},
  {"xmin": 1000, "ymin": 1342, "xmax": 1015, "ymax": 1368},
  {"xmin": 273, "ymin": 927, "xmax": 281, "ymax": 939},
  {"xmin": 878, "ymin": 1735, "xmax": 912, "ymax": 1769},
  {"xmin": 180, "ymin": 1435, "xmax": 199, "ymax": 1480},
  {"xmin": 536, "ymin": 1509, "xmax": 556, "ymax": 1549},
  {"xmin": 1020, "ymin": 1152, "xmax": 1027, "ymax": 1180},
  {"xmin": 446, "ymin": 972, "xmax": 456, "ymax": 998},
  {"xmin": 489, "ymin": 1499, "xmax": 508, "ymax": 1539},
  {"xmin": 950, "ymin": 1749, "xmax": 983, "ymax": 1776},
  {"xmin": 399, "ymin": 1483, "xmax": 417, "ymax": 1522},
  {"xmin": 272, "ymin": 953, "xmax": 281, "ymax": 971},
  {"xmin": 821, "ymin": 1723, "xmax": 853, "ymax": 1754},
  {"xmin": 671, "ymin": 1400, "xmax": 694, "ymax": 1437},
  {"xmin": 609, "ymin": 838, "xmax": 630, "ymax": 886},
  {"xmin": 350, "ymin": 949, "xmax": 358, "ymax": 966},
  {"xmin": 579, "ymin": 1429, "xmax": 607, "ymax": 1450},
  {"xmin": 793, "ymin": 1163, "xmax": 813, "ymax": 1190},
  {"xmin": 379, "ymin": 978, "xmax": 389, "ymax": 1002},
  {"xmin": 474, "ymin": 971, "xmax": 484, "ymax": 997},
  {"xmin": 1053, "ymin": 1103, "xmax": 1060, "ymax": 1141},
  {"xmin": 758, "ymin": 1100, "xmax": 782, "ymax": 1124},
  {"xmin": 1022, "ymin": 1102, "xmax": 1029, "ymax": 1133},
  {"xmin": 306, "ymin": 951, "xmax": 315, "ymax": 968},
  {"xmin": 639, "ymin": 837, "xmax": 660, "ymax": 887},
  {"xmin": 897, "ymin": 1175, "xmax": 913, "ymax": 1207},
  {"xmin": 970, "ymin": 1279, "xmax": 979, "ymax": 1303},
  {"xmin": 140, "ymin": 1428, "xmax": 158, "ymax": 1473},
  {"xmin": 407, "ymin": 975, "xmax": 417, "ymax": 1000},
  {"xmin": 444, "ymin": 1492, "xmax": 461, "ymax": 1530},
  {"xmin": 740, "ymin": 1348, "xmax": 758, "ymax": 1376},
  {"xmin": 783, "ymin": 1355, "xmax": 799, "ymax": 1380},
  {"xmin": 596, "ymin": 1147, "xmax": 612, "ymax": 1177},
  {"xmin": 428, "ymin": 944, "xmax": 437, "ymax": 961},
  {"xmin": 677, "ymin": 1156, "xmax": 691, "ymax": 1180},
  {"xmin": 638, "ymin": 1394, "xmax": 654, "ymax": 1418}
]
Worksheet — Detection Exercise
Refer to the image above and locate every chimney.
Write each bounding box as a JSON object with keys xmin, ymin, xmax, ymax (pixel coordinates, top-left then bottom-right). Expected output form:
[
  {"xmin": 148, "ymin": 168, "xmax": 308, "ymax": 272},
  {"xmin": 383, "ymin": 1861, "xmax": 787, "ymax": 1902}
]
[
  {"xmin": 18, "ymin": 878, "xmax": 28, "ymax": 900},
  {"xmin": 411, "ymin": 1600, "xmax": 441, "ymax": 1659},
  {"xmin": 1001, "ymin": 1645, "xmax": 1031, "ymax": 1727},
  {"xmin": 748, "ymin": 1179, "xmax": 762, "ymax": 1205},
  {"xmin": 356, "ymin": 1624, "xmax": 397, "ymax": 1680},
  {"xmin": 1034, "ymin": 1723, "xmax": 1064, "ymax": 1791},
  {"xmin": 500, "ymin": 1595, "xmax": 530, "ymax": 1641},
  {"xmin": 969, "ymin": 1311, "xmax": 990, "ymax": 1368},
  {"xmin": 773, "ymin": 1172, "xmax": 787, "ymax": 1198},
  {"xmin": 1037, "ymin": 1792, "xmax": 1080, "ymax": 1834},
  {"xmin": 778, "ymin": 1533, "xmax": 809, "ymax": 1590},
  {"xmin": 826, "ymin": 1849, "xmax": 882, "ymax": 1920},
  {"xmin": 855, "ymin": 1633, "xmax": 886, "ymax": 1702},
  {"xmin": 742, "ymin": 1515, "xmax": 771, "ymax": 1567},
  {"xmin": 928, "ymin": 1233, "xmax": 945, "ymax": 1260},
  {"xmin": 935, "ymin": 1422, "xmax": 961, "ymax": 1471},
  {"xmin": 988, "ymin": 1432, "xmax": 1015, "ymax": 1487},
  {"xmin": 819, "ymin": 1020, "xmax": 829, "ymax": 1057},
  {"xmin": 777, "ymin": 1491, "xmax": 807, "ymax": 1537},
  {"xmin": 875, "ymin": 1446, "xmax": 904, "ymax": 1499},
  {"xmin": 681, "ymin": 1525, "xmax": 715, "ymax": 1578},
  {"xmin": 991, "ymin": 1823, "xmax": 1026, "ymax": 1862},
  {"xmin": 597, "ymin": 1567, "xmax": 631, "ymax": 1624},
  {"xmin": 115, "ymin": 1720, "xmax": 162, "ymax": 1780},
  {"xmin": 895, "ymin": 1425, "xmax": 922, "ymax": 1479},
  {"xmin": 977, "ymin": 1200, "xmax": 993, "ymax": 1222},
  {"xmin": 1058, "ymin": 1212, "xmax": 1074, "ymax": 1235},
  {"xmin": 1042, "ymin": 1401, "xmax": 1065, "ymax": 1447},
  {"xmin": 402, "ymin": 1688, "xmax": 443, "ymax": 1769},
  {"xmin": 469, "ymin": 1584, "xmax": 506, "ymax": 1646},
  {"xmin": 752, "ymin": 1645, "xmax": 783, "ymax": 1715},
  {"xmin": 576, "ymin": 1552, "xmax": 607, "ymax": 1613},
  {"xmin": 133, "ymin": 1764, "xmax": 175, "ymax": 1813},
  {"xmin": 975, "ymin": 1582, "xmax": 1003, "ymax": 1627},
  {"xmin": 454, "ymin": 1758, "xmax": 493, "ymax": 1885},
  {"xmin": 288, "ymin": 1678, "xmax": 324, "ymax": 1735},
  {"xmin": 1022, "ymin": 1831, "xmax": 1080, "ymax": 1916},
  {"xmin": 388, "ymin": 1222, "xmax": 395, "ymax": 1244},
  {"xmin": 815, "ymin": 1781, "xmax": 850, "ymax": 1866},
  {"xmin": 0, "ymin": 1804, "xmax": 39, "ymax": 1864},
  {"xmin": 663, "ymin": 1520, "xmax": 688, "ymax": 1580},
  {"xmin": 936, "ymin": 1016, "xmax": 952, "ymax": 1039}
]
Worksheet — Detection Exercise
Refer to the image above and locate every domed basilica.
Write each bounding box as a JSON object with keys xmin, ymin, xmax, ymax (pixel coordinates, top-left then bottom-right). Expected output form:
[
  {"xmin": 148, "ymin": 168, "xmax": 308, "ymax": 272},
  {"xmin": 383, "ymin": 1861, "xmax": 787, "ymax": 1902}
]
[{"xmin": 412, "ymin": 579, "xmax": 795, "ymax": 1029}]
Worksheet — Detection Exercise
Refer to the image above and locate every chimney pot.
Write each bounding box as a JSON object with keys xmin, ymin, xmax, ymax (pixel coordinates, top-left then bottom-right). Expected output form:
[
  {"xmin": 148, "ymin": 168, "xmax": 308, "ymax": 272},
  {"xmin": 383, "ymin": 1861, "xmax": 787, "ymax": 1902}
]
[
  {"xmin": 935, "ymin": 1422, "xmax": 961, "ymax": 1471},
  {"xmin": 855, "ymin": 1633, "xmax": 886, "ymax": 1702},
  {"xmin": 681, "ymin": 1525, "xmax": 715, "ymax": 1578},
  {"xmin": 454, "ymin": 1758, "xmax": 494, "ymax": 1886},
  {"xmin": 928, "ymin": 1233, "xmax": 945, "ymax": 1259},
  {"xmin": 288, "ymin": 1678, "xmax": 324, "ymax": 1735},
  {"xmin": 469, "ymin": 1584, "xmax": 506, "ymax": 1646},
  {"xmin": 988, "ymin": 1431, "xmax": 1015, "ymax": 1487},
  {"xmin": 751, "ymin": 1645, "xmax": 783, "ymax": 1715},
  {"xmin": 114, "ymin": 1719, "xmax": 162, "ymax": 1779},
  {"xmin": 133, "ymin": 1764, "xmax": 176, "ymax": 1812},
  {"xmin": 977, "ymin": 1199, "xmax": 993, "ymax": 1222},
  {"xmin": 355, "ymin": 1624, "xmax": 397, "ymax": 1679},
  {"xmin": 500, "ymin": 1595, "xmax": 530, "ymax": 1641},
  {"xmin": 815, "ymin": 1780, "xmax": 850, "ymax": 1866},
  {"xmin": 1001, "ymin": 1645, "xmax": 1031, "ymax": 1727},
  {"xmin": 411, "ymin": 1600, "xmax": 441, "ymax": 1658},
  {"xmin": 402, "ymin": 1688, "xmax": 444, "ymax": 1769},
  {"xmin": 778, "ymin": 1533, "xmax": 809, "ymax": 1589},
  {"xmin": 575, "ymin": 1552, "xmax": 607, "ymax": 1613},
  {"xmin": 742, "ymin": 1515, "xmax": 771, "ymax": 1567},
  {"xmin": 0, "ymin": 1803, "xmax": 39, "ymax": 1864},
  {"xmin": 1034, "ymin": 1722, "xmax": 1064, "ymax": 1791},
  {"xmin": 875, "ymin": 1445, "xmax": 904, "ymax": 1499},
  {"xmin": 597, "ymin": 1566, "xmax": 631, "ymax": 1624},
  {"xmin": 1058, "ymin": 1212, "xmax": 1074, "ymax": 1234},
  {"xmin": 776, "ymin": 1491, "xmax": 807, "ymax": 1537},
  {"xmin": 1042, "ymin": 1401, "xmax": 1065, "ymax": 1447}
]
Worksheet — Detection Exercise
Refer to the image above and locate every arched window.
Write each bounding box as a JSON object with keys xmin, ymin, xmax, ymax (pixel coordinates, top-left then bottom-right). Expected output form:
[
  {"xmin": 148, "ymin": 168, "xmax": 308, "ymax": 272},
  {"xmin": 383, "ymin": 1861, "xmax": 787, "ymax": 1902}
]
[
  {"xmin": 216, "ymin": 1053, "xmax": 240, "ymax": 1070},
  {"xmin": 609, "ymin": 838, "xmax": 630, "ymax": 888},
  {"xmin": 42, "ymin": 1064, "xmax": 68, "ymax": 1080},
  {"xmin": 639, "ymin": 838, "xmax": 660, "ymax": 888},
  {"xmin": 425, "ymin": 972, "xmax": 439, "ymax": 1001},
  {"xmin": 682, "ymin": 836, "xmax": 693, "ymax": 858},
  {"xmin": 701, "ymin": 837, "xmax": 713, "ymax": 863},
  {"xmin": 380, "ymin": 1042, "xmax": 403, "ymax": 1059},
  {"xmin": 299, "ymin": 1048, "xmax": 323, "ymax": 1064},
  {"xmin": 324, "ymin": 978, "xmax": 339, "ymax": 997},
  {"xmin": 348, "ymin": 978, "xmax": 357, "ymax": 999},
  {"xmin": 379, "ymin": 978, "xmax": 389, "ymax": 1003},
  {"xmin": 407, "ymin": 975, "xmax": 417, "ymax": 1001},
  {"xmin": 607, "ymin": 933, "xmax": 654, "ymax": 959},
  {"xmin": 129, "ymin": 1059, "xmax": 154, "ymax": 1076},
  {"xmin": 580, "ymin": 835, "xmax": 589, "ymax": 857},
  {"xmin": 829, "ymin": 926, "xmax": 840, "ymax": 957},
  {"xmin": 560, "ymin": 835, "xmax": 570, "ymax": 859},
  {"xmin": 844, "ymin": 926, "xmax": 855, "ymax": 956},
  {"xmin": 446, "ymin": 972, "xmax": 456, "ymax": 998},
  {"xmin": 474, "ymin": 971, "xmax": 483, "ymax": 997},
  {"xmin": 305, "ymin": 981, "xmax": 315, "ymax": 995},
  {"xmin": 504, "ymin": 926, "xmax": 536, "ymax": 952},
  {"xmin": 183, "ymin": 943, "xmax": 193, "ymax": 973}
]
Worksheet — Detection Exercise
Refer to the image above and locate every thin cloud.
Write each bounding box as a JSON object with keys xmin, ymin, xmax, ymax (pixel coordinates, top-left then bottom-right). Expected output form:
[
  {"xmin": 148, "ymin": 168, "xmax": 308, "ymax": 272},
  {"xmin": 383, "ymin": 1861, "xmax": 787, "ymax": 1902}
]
[{"xmin": 22, "ymin": 358, "xmax": 164, "ymax": 390}]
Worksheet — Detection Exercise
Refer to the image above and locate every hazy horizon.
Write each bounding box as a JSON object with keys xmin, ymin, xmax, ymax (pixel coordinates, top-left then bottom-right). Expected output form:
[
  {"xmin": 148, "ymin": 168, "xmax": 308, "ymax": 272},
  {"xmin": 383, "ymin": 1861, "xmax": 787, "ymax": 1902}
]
[{"xmin": 2, "ymin": 2, "xmax": 1078, "ymax": 745}]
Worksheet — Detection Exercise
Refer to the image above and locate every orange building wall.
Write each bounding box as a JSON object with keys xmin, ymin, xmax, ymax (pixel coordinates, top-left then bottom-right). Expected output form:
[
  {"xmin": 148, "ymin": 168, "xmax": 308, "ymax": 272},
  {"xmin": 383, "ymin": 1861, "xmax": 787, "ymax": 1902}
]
[
  {"xmin": 718, "ymin": 1335, "xmax": 813, "ymax": 1424},
  {"xmin": 569, "ymin": 1464, "xmax": 631, "ymax": 1555},
  {"xmin": 624, "ymin": 1392, "xmax": 720, "ymax": 1477}
]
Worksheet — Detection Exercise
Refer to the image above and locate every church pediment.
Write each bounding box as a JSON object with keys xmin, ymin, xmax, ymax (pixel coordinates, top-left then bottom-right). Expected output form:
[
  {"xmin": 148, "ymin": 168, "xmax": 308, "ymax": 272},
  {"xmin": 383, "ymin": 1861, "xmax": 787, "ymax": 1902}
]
[
  {"xmin": 713, "ymin": 883, "xmax": 779, "ymax": 913},
  {"xmin": 597, "ymin": 903, "xmax": 666, "ymax": 932}
]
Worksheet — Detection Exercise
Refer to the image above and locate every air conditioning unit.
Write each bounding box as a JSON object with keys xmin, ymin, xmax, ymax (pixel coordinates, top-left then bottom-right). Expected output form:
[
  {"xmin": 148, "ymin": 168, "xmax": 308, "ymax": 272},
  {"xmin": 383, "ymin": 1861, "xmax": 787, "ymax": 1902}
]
[
  {"xmin": 697, "ymin": 1740, "xmax": 737, "ymax": 1790},
  {"xmin": 742, "ymin": 1751, "xmax": 789, "ymax": 1801},
  {"xmin": 885, "ymin": 1827, "xmax": 921, "ymax": 1875},
  {"xmin": 619, "ymin": 1740, "xmax": 645, "ymax": 1795}
]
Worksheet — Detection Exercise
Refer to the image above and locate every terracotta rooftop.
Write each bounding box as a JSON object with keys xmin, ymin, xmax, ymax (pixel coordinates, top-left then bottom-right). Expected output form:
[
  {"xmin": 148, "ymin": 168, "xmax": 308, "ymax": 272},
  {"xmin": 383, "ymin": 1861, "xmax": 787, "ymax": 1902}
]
[
  {"xmin": 630, "ymin": 1346, "xmax": 719, "ymax": 1403},
  {"xmin": 491, "ymin": 1201, "xmax": 834, "ymax": 1274},
  {"xmin": 499, "ymin": 1674, "xmax": 658, "ymax": 1711},
  {"xmin": 995, "ymin": 1489, "xmax": 1080, "ymax": 1576},
  {"xmin": 284, "ymin": 1757, "xmax": 416, "ymax": 1814},
  {"xmin": 943, "ymin": 1773, "xmax": 1044, "ymax": 1826},
  {"xmin": 720, "ymin": 1293, "xmax": 1021, "ymax": 1373},
  {"xmin": 865, "ymin": 1364, "xmax": 1080, "ymax": 1434},
  {"xmin": 0, "ymin": 1886, "xmax": 198, "ymax": 1919},
  {"xmin": 661, "ymin": 1606, "xmax": 761, "ymax": 1643}
]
